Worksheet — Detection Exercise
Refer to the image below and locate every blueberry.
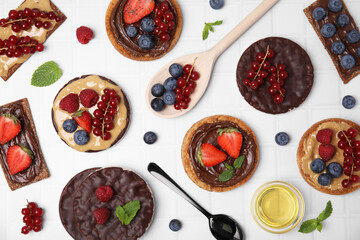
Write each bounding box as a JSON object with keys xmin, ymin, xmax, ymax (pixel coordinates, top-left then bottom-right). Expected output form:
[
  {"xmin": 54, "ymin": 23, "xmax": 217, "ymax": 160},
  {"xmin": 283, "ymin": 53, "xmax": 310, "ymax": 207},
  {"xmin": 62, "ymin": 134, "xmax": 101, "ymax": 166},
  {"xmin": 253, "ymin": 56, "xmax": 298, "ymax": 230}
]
[
  {"xmin": 209, "ymin": 0, "xmax": 224, "ymax": 10},
  {"xmin": 321, "ymin": 23, "xmax": 336, "ymax": 38},
  {"xmin": 151, "ymin": 98, "xmax": 165, "ymax": 112},
  {"xmin": 328, "ymin": 0, "xmax": 342, "ymax": 13},
  {"xmin": 163, "ymin": 91, "xmax": 176, "ymax": 105},
  {"xmin": 126, "ymin": 25, "xmax": 138, "ymax": 38},
  {"xmin": 138, "ymin": 34, "xmax": 155, "ymax": 50},
  {"xmin": 357, "ymin": 47, "xmax": 360, "ymax": 58},
  {"xmin": 169, "ymin": 219, "xmax": 182, "ymax": 231},
  {"xmin": 169, "ymin": 63, "xmax": 183, "ymax": 78},
  {"xmin": 141, "ymin": 17, "xmax": 155, "ymax": 33},
  {"xmin": 275, "ymin": 132, "xmax": 289, "ymax": 146},
  {"xmin": 342, "ymin": 95, "xmax": 356, "ymax": 109},
  {"xmin": 331, "ymin": 41, "xmax": 345, "ymax": 55},
  {"xmin": 151, "ymin": 83, "xmax": 165, "ymax": 97},
  {"xmin": 143, "ymin": 131, "xmax": 157, "ymax": 144},
  {"xmin": 340, "ymin": 54, "xmax": 355, "ymax": 69},
  {"xmin": 326, "ymin": 162, "xmax": 343, "ymax": 178},
  {"xmin": 346, "ymin": 29, "xmax": 360, "ymax": 43},
  {"xmin": 62, "ymin": 119, "xmax": 77, "ymax": 133},
  {"xmin": 336, "ymin": 14, "xmax": 350, "ymax": 27},
  {"xmin": 318, "ymin": 173, "xmax": 332, "ymax": 186},
  {"xmin": 163, "ymin": 77, "xmax": 178, "ymax": 91},
  {"xmin": 312, "ymin": 7, "xmax": 326, "ymax": 21},
  {"xmin": 74, "ymin": 130, "xmax": 90, "ymax": 145},
  {"xmin": 310, "ymin": 158, "xmax": 325, "ymax": 173}
]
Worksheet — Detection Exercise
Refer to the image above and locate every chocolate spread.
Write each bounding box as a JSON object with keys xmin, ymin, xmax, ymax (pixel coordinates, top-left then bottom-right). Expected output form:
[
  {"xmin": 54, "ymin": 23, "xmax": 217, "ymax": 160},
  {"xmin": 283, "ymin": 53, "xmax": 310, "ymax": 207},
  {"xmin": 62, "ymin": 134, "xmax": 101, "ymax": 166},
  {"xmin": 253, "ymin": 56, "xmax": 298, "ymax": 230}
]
[
  {"xmin": 188, "ymin": 121, "xmax": 257, "ymax": 188},
  {"xmin": 109, "ymin": 0, "xmax": 178, "ymax": 58}
]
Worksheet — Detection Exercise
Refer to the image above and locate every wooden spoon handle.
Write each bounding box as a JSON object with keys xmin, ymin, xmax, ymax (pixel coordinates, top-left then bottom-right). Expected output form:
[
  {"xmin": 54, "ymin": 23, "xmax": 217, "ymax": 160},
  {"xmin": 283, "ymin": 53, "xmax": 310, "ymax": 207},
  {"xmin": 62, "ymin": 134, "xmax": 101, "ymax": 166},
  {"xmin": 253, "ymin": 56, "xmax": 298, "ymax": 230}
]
[{"xmin": 209, "ymin": 0, "xmax": 279, "ymax": 59}]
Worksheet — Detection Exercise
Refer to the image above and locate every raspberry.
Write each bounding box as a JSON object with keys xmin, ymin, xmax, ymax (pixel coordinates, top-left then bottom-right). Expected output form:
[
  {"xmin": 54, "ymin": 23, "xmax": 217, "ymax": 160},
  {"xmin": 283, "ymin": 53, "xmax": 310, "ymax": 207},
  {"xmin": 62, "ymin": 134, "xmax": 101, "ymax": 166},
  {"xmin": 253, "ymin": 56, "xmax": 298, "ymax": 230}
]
[
  {"xmin": 96, "ymin": 185, "xmax": 114, "ymax": 202},
  {"xmin": 316, "ymin": 128, "xmax": 333, "ymax": 145},
  {"xmin": 319, "ymin": 144, "xmax": 336, "ymax": 161},
  {"xmin": 93, "ymin": 207, "xmax": 110, "ymax": 225},
  {"xmin": 79, "ymin": 89, "xmax": 99, "ymax": 108},
  {"xmin": 59, "ymin": 93, "xmax": 79, "ymax": 113},
  {"xmin": 76, "ymin": 26, "xmax": 94, "ymax": 44}
]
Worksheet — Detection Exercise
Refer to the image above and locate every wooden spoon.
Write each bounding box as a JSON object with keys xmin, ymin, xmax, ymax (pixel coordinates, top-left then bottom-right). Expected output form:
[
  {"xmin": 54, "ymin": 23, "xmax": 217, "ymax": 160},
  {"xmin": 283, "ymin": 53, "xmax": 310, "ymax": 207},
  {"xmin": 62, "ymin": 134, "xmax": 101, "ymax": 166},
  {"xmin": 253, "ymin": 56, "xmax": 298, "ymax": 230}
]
[{"xmin": 146, "ymin": 0, "xmax": 280, "ymax": 118}]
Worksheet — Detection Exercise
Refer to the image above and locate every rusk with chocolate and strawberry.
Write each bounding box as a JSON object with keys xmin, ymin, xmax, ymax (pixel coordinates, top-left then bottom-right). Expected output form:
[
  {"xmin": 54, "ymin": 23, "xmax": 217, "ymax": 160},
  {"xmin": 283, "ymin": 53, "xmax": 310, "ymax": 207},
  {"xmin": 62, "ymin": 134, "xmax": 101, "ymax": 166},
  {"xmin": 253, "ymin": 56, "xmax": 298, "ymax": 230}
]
[
  {"xmin": 297, "ymin": 118, "xmax": 360, "ymax": 195},
  {"xmin": 181, "ymin": 115, "xmax": 258, "ymax": 192},
  {"xmin": 105, "ymin": 0, "xmax": 182, "ymax": 61}
]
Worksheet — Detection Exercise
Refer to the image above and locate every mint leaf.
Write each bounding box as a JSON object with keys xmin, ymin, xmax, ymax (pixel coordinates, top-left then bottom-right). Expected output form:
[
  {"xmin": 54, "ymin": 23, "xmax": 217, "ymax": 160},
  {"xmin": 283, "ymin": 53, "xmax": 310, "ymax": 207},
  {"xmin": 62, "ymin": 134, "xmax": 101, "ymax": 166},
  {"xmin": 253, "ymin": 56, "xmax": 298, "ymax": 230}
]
[
  {"xmin": 298, "ymin": 219, "xmax": 319, "ymax": 233},
  {"xmin": 211, "ymin": 20, "xmax": 223, "ymax": 26},
  {"xmin": 208, "ymin": 25, "xmax": 214, "ymax": 32},
  {"xmin": 116, "ymin": 200, "xmax": 141, "ymax": 225},
  {"xmin": 225, "ymin": 163, "xmax": 233, "ymax": 170},
  {"xmin": 202, "ymin": 20, "xmax": 223, "ymax": 40},
  {"xmin": 31, "ymin": 61, "xmax": 62, "ymax": 87},
  {"xmin": 218, "ymin": 169, "xmax": 233, "ymax": 182},
  {"xmin": 234, "ymin": 156, "xmax": 245, "ymax": 169},
  {"xmin": 317, "ymin": 222, "xmax": 323, "ymax": 232},
  {"xmin": 317, "ymin": 201, "xmax": 332, "ymax": 222}
]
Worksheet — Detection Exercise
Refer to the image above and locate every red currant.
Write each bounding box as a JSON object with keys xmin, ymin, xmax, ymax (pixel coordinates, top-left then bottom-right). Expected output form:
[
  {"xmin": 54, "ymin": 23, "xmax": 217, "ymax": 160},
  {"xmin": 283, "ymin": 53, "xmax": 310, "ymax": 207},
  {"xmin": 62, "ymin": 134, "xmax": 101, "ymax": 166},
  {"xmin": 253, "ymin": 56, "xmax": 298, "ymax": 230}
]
[
  {"xmin": 351, "ymin": 175, "xmax": 359, "ymax": 183},
  {"xmin": 21, "ymin": 226, "xmax": 29, "ymax": 235},
  {"xmin": 250, "ymin": 81, "xmax": 258, "ymax": 90},
  {"xmin": 6, "ymin": 50, "xmax": 14, "ymax": 58},
  {"xmin": 184, "ymin": 97, "xmax": 191, "ymax": 103},
  {"xmin": 43, "ymin": 21, "xmax": 51, "ymax": 29},
  {"xmin": 0, "ymin": 18, "xmax": 8, "ymax": 26},
  {"xmin": 278, "ymin": 64, "xmax": 286, "ymax": 71},
  {"xmin": 354, "ymin": 140, "xmax": 360, "ymax": 149},
  {"xmin": 110, "ymin": 98, "xmax": 118, "ymax": 107},
  {"xmin": 177, "ymin": 78, "xmax": 186, "ymax": 87},
  {"xmin": 342, "ymin": 179, "xmax": 351, "ymax": 188},
  {"xmin": 174, "ymin": 102, "xmax": 181, "ymax": 110},
  {"xmin": 268, "ymin": 86, "xmax": 277, "ymax": 95},
  {"xmin": 190, "ymin": 71, "xmax": 200, "ymax": 81},
  {"xmin": 280, "ymin": 88, "xmax": 286, "ymax": 95},
  {"xmin": 160, "ymin": 33, "xmax": 170, "ymax": 41},
  {"xmin": 184, "ymin": 86, "xmax": 193, "ymax": 96},
  {"xmin": 102, "ymin": 131, "xmax": 111, "ymax": 140},
  {"xmin": 259, "ymin": 71, "xmax": 268, "ymax": 79},
  {"xmin": 344, "ymin": 146, "xmax": 353, "ymax": 154},
  {"xmin": 9, "ymin": 10, "xmax": 19, "ymax": 20},
  {"xmin": 174, "ymin": 87, "xmax": 182, "ymax": 94},
  {"xmin": 268, "ymin": 76, "xmax": 276, "ymax": 84},
  {"xmin": 26, "ymin": 223, "xmax": 34, "ymax": 231},
  {"xmin": 26, "ymin": 17, "xmax": 34, "ymax": 25},
  {"xmin": 268, "ymin": 66, "xmax": 276, "ymax": 73},
  {"xmin": 23, "ymin": 215, "xmax": 32, "ymax": 224},
  {"xmin": 243, "ymin": 79, "xmax": 251, "ymax": 86},
  {"xmin": 55, "ymin": 16, "xmax": 62, "ymax": 22},
  {"xmin": 158, "ymin": 22, "xmax": 168, "ymax": 31},
  {"xmin": 32, "ymin": 8, "xmax": 40, "ymax": 18},
  {"xmin": 154, "ymin": 17, "xmax": 162, "ymax": 25},
  {"xmin": 101, "ymin": 94, "xmax": 110, "ymax": 103},
  {"xmin": 347, "ymin": 128, "xmax": 358, "ymax": 138},
  {"xmin": 154, "ymin": 27, "xmax": 161, "ymax": 35},
  {"xmin": 104, "ymin": 115, "xmax": 112, "ymax": 123},
  {"xmin": 105, "ymin": 122, "xmax": 114, "ymax": 131},
  {"xmin": 11, "ymin": 23, "xmax": 21, "ymax": 32},
  {"xmin": 9, "ymin": 35, "xmax": 17, "ymax": 44},
  {"xmin": 175, "ymin": 93, "xmax": 183, "ymax": 102},
  {"xmin": 272, "ymin": 82, "xmax": 280, "ymax": 90},
  {"xmin": 344, "ymin": 156, "xmax": 354, "ymax": 166},
  {"xmin": 14, "ymin": 49, "xmax": 22, "ymax": 57},
  {"xmin": 183, "ymin": 64, "xmax": 192, "ymax": 74},
  {"xmin": 251, "ymin": 61, "xmax": 260, "ymax": 71},
  {"xmin": 36, "ymin": 44, "xmax": 44, "ymax": 52},
  {"xmin": 179, "ymin": 101, "xmax": 188, "ymax": 109},
  {"xmin": 187, "ymin": 81, "xmax": 196, "ymax": 89},
  {"xmin": 167, "ymin": 21, "xmax": 175, "ymax": 30},
  {"xmin": 22, "ymin": 208, "xmax": 30, "ymax": 215},
  {"xmin": 104, "ymin": 88, "xmax": 110, "ymax": 96},
  {"xmin": 33, "ymin": 224, "xmax": 41, "ymax": 232},
  {"xmin": 267, "ymin": 49, "xmax": 274, "ymax": 58},
  {"xmin": 256, "ymin": 52, "xmax": 265, "ymax": 62},
  {"xmin": 109, "ymin": 89, "xmax": 117, "ymax": 98},
  {"xmin": 274, "ymin": 94, "xmax": 284, "ymax": 103},
  {"xmin": 94, "ymin": 109, "xmax": 104, "ymax": 118},
  {"xmin": 256, "ymin": 78, "xmax": 264, "ymax": 85},
  {"xmin": 262, "ymin": 61, "xmax": 271, "ymax": 70},
  {"xmin": 161, "ymin": 2, "xmax": 169, "ymax": 12},
  {"xmin": 247, "ymin": 70, "xmax": 256, "ymax": 79},
  {"xmin": 279, "ymin": 71, "xmax": 288, "ymax": 79},
  {"xmin": 92, "ymin": 118, "xmax": 101, "ymax": 127},
  {"xmin": 48, "ymin": 11, "xmax": 56, "ymax": 20},
  {"xmin": 28, "ymin": 202, "xmax": 37, "ymax": 209},
  {"xmin": 24, "ymin": 8, "xmax": 32, "ymax": 17},
  {"xmin": 93, "ymin": 128, "xmax": 102, "ymax": 136},
  {"xmin": 34, "ymin": 217, "xmax": 42, "ymax": 225},
  {"xmin": 164, "ymin": 12, "xmax": 173, "ymax": 21},
  {"xmin": 108, "ymin": 108, "xmax": 117, "ymax": 116},
  {"xmin": 354, "ymin": 164, "xmax": 360, "ymax": 171},
  {"xmin": 40, "ymin": 11, "xmax": 48, "ymax": 18}
]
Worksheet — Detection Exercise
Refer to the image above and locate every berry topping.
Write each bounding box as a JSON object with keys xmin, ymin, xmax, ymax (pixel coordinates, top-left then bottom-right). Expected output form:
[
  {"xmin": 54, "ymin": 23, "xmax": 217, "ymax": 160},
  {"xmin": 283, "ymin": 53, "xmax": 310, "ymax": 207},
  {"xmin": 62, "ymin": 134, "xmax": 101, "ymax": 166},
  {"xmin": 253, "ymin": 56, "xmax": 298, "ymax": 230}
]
[
  {"xmin": 318, "ymin": 144, "xmax": 336, "ymax": 161},
  {"xmin": 318, "ymin": 173, "xmax": 332, "ymax": 186},
  {"xmin": 326, "ymin": 162, "xmax": 343, "ymax": 178},
  {"xmin": 197, "ymin": 143, "xmax": 227, "ymax": 167},
  {"xmin": 340, "ymin": 54, "xmax": 355, "ymax": 69},
  {"xmin": 275, "ymin": 132, "xmax": 289, "ymax": 146},
  {"xmin": 151, "ymin": 98, "xmax": 165, "ymax": 111},
  {"xmin": 321, "ymin": 23, "xmax": 336, "ymax": 38},
  {"xmin": 164, "ymin": 77, "xmax": 178, "ymax": 91},
  {"xmin": 310, "ymin": 158, "xmax": 325, "ymax": 173},
  {"xmin": 59, "ymin": 93, "xmax": 79, "ymax": 113},
  {"xmin": 217, "ymin": 128, "xmax": 243, "ymax": 158},
  {"xmin": 93, "ymin": 207, "xmax": 110, "ymax": 225},
  {"xmin": 336, "ymin": 14, "xmax": 350, "ymax": 27},
  {"xmin": 328, "ymin": 0, "xmax": 342, "ymax": 13},
  {"xmin": 0, "ymin": 113, "xmax": 21, "ymax": 144},
  {"xmin": 331, "ymin": 41, "xmax": 345, "ymax": 55},
  {"xmin": 96, "ymin": 185, "xmax": 114, "ymax": 202},
  {"xmin": 151, "ymin": 83, "xmax": 165, "ymax": 97},
  {"xmin": 79, "ymin": 89, "xmax": 99, "ymax": 108},
  {"xmin": 209, "ymin": 0, "xmax": 224, "ymax": 10},
  {"xmin": 316, "ymin": 128, "xmax": 333, "ymax": 145},
  {"xmin": 312, "ymin": 7, "xmax": 326, "ymax": 21},
  {"xmin": 169, "ymin": 63, "xmax": 184, "ymax": 78},
  {"xmin": 169, "ymin": 219, "xmax": 182, "ymax": 231},
  {"xmin": 144, "ymin": 131, "xmax": 157, "ymax": 144},
  {"xmin": 76, "ymin": 26, "xmax": 94, "ymax": 44},
  {"xmin": 6, "ymin": 144, "xmax": 33, "ymax": 175},
  {"xmin": 62, "ymin": 119, "xmax": 78, "ymax": 133},
  {"xmin": 124, "ymin": 0, "xmax": 155, "ymax": 24},
  {"xmin": 346, "ymin": 29, "xmax": 360, "ymax": 44},
  {"xmin": 357, "ymin": 47, "xmax": 360, "ymax": 58},
  {"xmin": 74, "ymin": 130, "xmax": 90, "ymax": 145},
  {"xmin": 141, "ymin": 17, "xmax": 155, "ymax": 33},
  {"xmin": 138, "ymin": 34, "xmax": 155, "ymax": 50},
  {"xmin": 126, "ymin": 25, "xmax": 138, "ymax": 37},
  {"xmin": 342, "ymin": 95, "xmax": 356, "ymax": 109},
  {"xmin": 163, "ymin": 91, "xmax": 176, "ymax": 105},
  {"xmin": 72, "ymin": 110, "xmax": 92, "ymax": 133}
]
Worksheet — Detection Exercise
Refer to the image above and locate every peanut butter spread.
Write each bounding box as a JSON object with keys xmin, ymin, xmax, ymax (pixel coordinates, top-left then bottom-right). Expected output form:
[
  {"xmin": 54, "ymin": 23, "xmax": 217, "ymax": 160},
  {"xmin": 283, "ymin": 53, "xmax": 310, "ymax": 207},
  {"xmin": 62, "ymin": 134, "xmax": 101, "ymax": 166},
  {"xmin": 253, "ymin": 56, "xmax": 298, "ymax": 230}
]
[
  {"xmin": 301, "ymin": 121, "xmax": 360, "ymax": 190},
  {"xmin": 52, "ymin": 75, "xmax": 128, "ymax": 152}
]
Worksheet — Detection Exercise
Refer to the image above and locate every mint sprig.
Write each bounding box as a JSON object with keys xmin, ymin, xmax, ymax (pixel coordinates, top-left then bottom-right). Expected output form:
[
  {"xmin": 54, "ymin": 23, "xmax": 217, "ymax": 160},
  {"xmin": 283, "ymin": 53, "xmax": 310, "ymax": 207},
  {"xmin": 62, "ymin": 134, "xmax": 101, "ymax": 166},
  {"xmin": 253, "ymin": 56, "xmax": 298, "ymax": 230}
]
[
  {"xmin": 115, "ymin": 200, "xmax": 141, "ymax": 225},
  {"xmin": 299, "ymin": 201, "xmax": 333, "ymax": 233},
  {"xmin": 31, "ymin": 61, "xmax": 62, "ymax": 87},
  {"xmin": 202, "ymin": 20, "xmax": 223, "ymax": 40},
  {"xmin": 218, "ymin": 155, "xmax": 245, "ymax": 182}
]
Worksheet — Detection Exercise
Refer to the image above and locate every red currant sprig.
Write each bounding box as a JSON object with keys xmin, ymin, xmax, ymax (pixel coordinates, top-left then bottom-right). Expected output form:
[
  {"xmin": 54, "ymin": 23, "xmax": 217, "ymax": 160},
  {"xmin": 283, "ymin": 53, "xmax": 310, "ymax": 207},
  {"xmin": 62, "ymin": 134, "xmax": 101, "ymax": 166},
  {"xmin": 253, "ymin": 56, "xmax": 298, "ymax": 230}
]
[
  {"xmin": 0, "ymin": 35, "xmax": 44, "ymax": 58},
  {"xmin": 153, "ymin": 2, "xmax": 175, "ymax": 42},
  {"xmin": 21, "ymin": 200, "xmax": 43, "ymax": 235},
  {"xmin": 270, "ymin": 64, "xmax": 287, "ymax": 104}
]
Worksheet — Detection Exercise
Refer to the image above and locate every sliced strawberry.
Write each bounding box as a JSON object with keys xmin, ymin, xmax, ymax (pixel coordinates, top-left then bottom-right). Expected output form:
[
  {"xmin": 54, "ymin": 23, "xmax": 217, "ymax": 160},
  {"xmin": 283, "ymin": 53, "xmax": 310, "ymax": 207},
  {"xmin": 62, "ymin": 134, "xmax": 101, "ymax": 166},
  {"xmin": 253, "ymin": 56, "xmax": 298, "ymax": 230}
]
[
  {"xmin": 217, "ymin": 128, "xmax": 243, "ymax": 158},
  {"xmin": 197, "ymin": 143, "xmax": 227, "ymax": 167},
  {"xmin": 316, "ymin": 128, "xmax": 333, "ymax": 145},
  {"xmin": 6, "ymin": 144, "xmax": 33, "ymax": 175},
  {"xmin": 319, "ymin": 144, "xmax": 335, "ymax": 161},
  {"xmin": 0, "ymin": 113, "xmax": 21, "ymax": 144},
  {"xmin": 72, "ymin": 110, "xmax": 92, "ymax": 133},
  {"xmin": 124, "ymin": 0, "xmax": 155, "ymax": 24}
]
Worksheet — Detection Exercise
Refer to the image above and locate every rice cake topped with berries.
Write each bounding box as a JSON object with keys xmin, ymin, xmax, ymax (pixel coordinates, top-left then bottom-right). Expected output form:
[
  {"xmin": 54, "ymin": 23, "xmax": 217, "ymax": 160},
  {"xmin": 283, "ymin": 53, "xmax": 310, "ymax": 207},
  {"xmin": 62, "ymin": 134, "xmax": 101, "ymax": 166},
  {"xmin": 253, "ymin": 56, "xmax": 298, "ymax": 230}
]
[
  {"xmin": 181, "ymin": 115, "xmax": 259, "ymax": 192},
  {"xmin": 236, "ymin": 37, "xmax": 314, "ymax": 114},
  {"xmin": 51, "ymin": 75, "xmax": 130, "ymax": 152},
  {"xmin": 297, "ymin": 118, "xmax": 360, "ymax": 195},
  {"xmin": 105, "ymin": 0, "xmax": 182, "ymax": 61}
]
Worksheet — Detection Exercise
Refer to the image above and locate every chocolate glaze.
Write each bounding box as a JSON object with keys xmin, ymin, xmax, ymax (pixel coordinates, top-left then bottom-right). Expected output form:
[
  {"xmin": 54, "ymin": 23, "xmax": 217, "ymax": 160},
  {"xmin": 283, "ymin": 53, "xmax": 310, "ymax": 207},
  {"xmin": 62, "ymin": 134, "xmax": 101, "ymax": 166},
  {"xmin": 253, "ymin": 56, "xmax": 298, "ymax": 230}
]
[
  {"xmin": 0, "ymin": 100, "xmax": 43, "ymax": 185},
  {"xmin": 109, "ymin": 0, "xmax": 178, "ymax": 58},
  {"xmin": 188, "ymin": 121, "xmax": 257, "ymax": 188},
  {"xmin": 305, "ymin": 0, "xmax": 360, "ymax": 82},
  {"xmin": 59, "ymin": 168, "xmax": 99, "ymax": 240},
  {"xmin": 73, "ymin": 167, "xmax": 154, "ymax": 240},
  {"xmin": 237, "ymin": 37, "xmax": 314, "ymax": 114}
]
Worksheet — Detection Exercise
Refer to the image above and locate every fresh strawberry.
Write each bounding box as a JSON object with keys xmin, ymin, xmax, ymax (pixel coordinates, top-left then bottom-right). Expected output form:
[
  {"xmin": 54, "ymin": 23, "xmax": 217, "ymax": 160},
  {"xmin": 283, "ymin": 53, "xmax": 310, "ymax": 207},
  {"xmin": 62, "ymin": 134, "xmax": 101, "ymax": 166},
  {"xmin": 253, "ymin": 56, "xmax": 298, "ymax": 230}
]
[
  {"xmin": 217, "ymin": 128, "xmax": 243, "ymax": 158},
  {"xmin": 124, "ymin": 0, "xmax": 155, "ymax": 24},
  {"xmin": 96, "ymin": 185, "xmax": 114, "ymax": 202},
  {"xmin": 319, "ymin": 144, "xmax": 335, "ymax": 161},
  {"xmin": 72, "ymin": 110, "xmax": 92, "ymax": 133},
  {"xmin": 79, "ymin": 89, "xmax": 99, "ymax": 108},
  {"xmin": 197, "ymin": 143, "xmax": 227, "ymax": 167},
  {"xmin": 316, "ymin": 128, "xmax": 333, "ymax": 145},
  {"xmin": 6, "ymin": 144, "xmax": 33, "ymax": 175},
  {"xmin": 93, "ymin": 207, "xmax": 110, "ymax": 225},
  {"xmin": 59, "ymin": 93, "xmax": 79, "ymax": 113},
  {"xmin": 0, "ymin": 113, "xmax": 21, "ymax": 144}
]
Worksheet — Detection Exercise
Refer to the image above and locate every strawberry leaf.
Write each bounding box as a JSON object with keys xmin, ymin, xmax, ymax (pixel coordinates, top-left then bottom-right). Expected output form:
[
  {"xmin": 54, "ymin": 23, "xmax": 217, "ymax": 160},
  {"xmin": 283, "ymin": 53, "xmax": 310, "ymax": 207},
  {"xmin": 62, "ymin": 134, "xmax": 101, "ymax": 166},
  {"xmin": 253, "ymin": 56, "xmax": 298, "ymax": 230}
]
[
  {"xmin": 218, "ymin": 169, "xmax": 234, "ymax": 182},
  {"xmin": 217, "ymin": 127, "xmax": 240, "ymax": 136},
  {"xmin": 234, "ymin": 155, "xmax": 245, "ymax": 169},
  {"xmin": 196, "ymin": 145, "xmax": 204, "ymax": 167},
  {"xmin": 31, "ymin": 61, "xmax": 62, "ymax": 87}
]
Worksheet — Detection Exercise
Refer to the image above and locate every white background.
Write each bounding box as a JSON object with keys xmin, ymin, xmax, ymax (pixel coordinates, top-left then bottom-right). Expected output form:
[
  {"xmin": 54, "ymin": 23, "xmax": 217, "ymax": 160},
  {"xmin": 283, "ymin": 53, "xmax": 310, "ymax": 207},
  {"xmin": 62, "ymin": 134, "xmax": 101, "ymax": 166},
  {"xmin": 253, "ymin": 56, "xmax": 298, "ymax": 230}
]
[{"xmin": 1, "ymin": 0, "xmax": 360, "ymax": 239}]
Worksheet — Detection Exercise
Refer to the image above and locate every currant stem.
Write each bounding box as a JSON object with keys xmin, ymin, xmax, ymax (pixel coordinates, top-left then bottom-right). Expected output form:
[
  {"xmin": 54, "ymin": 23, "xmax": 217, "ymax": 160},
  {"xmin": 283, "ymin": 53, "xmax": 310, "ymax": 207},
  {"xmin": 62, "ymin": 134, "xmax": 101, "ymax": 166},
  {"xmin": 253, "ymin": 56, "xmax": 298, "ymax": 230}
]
[
  {"xmin": 275, "ymin": 64, "xmax": 284, "ymax": 97},
  {"xmin": 181, "ymin": 57, "xmax": 198, "ymax": 94},
  {"xmin": 253, "ymin": 45, "xmax": 269, "ymax": 81},
  {"xmin": 102, "ymin": 97, "xmax": 112, "ymax": 138},
  {"xmin": 341, "ymin": 130, "xmax": 355, "ymax": 180}
]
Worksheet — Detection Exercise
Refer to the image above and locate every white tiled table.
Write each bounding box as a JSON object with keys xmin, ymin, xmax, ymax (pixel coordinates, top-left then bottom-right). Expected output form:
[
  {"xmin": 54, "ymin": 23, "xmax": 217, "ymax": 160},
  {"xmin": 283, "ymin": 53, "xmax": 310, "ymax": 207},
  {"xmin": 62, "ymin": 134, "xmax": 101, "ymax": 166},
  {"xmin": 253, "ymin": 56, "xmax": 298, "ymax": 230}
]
[{"xmin": 1, "ymin": 0, "xmax": 360, "ymax": 239}]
